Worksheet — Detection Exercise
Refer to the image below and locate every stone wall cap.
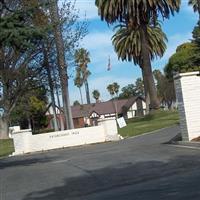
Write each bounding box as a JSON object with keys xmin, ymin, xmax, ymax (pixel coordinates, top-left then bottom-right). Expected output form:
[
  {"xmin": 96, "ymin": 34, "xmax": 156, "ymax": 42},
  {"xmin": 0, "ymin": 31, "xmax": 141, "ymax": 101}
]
[
  {"xmin": 11, "ymin": 129, "xmax": 32, "ymax": 134},
  {"xmin": 174, "ymin": 71, "xmax": 200, "ymax": 79},
  {"xmin": 98, "ymin": 118, "xmax": 116, "ymax": 122}
]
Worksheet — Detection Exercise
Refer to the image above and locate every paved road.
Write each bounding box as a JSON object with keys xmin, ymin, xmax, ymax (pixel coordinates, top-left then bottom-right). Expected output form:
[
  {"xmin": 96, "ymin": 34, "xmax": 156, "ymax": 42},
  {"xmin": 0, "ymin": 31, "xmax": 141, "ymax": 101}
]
[{"xmin": 1, "ymin": 126, "xmax": 200, "ymax": 200}]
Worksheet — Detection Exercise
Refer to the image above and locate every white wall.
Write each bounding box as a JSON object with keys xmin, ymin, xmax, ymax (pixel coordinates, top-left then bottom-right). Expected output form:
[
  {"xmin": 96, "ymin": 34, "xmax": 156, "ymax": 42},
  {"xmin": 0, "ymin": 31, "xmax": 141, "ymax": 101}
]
[
  {"xmin": 11, "ymin": 119, "xmax": 120, "ymax": 155},
  {"xmin": 127, "ymin": 100, "xmax": 146, "ymax": 119},
  {"xmin": 174, "ymin": 71, "xmax": 200, "ymax": 141}
]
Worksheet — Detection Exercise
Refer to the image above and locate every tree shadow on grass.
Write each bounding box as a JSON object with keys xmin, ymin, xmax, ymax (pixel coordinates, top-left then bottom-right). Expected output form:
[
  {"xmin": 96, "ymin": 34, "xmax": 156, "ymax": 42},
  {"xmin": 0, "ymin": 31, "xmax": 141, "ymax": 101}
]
[{"xmin": 22, "ymin": 155, "xmax": 200, "ymax": 200}]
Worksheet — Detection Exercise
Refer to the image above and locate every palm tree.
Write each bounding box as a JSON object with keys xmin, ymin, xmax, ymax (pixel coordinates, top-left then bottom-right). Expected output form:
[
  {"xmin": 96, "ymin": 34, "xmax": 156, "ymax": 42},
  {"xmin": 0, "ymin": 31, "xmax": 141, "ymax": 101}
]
[
  {"xmin": 95, "ymin": 0, "xmax": 180, "ymax": 110},
  {"xmin": 95, "ymin": 0, "xmax": 180, "ymax": 24},
  {"xmin": 113, "ymin": 82, "xmax": 120, "ymax": 96},
  {"xmin": 92, "ymin": 90, "xmax": 100, "ymax": 102},
  {"xmin": 112, "ymin": 21, "xmax": 167, "ymax": 112},
  {"xmin": 189, "ymin": 0, "xmax": 200, "ymax": 17},
  {"xmin": 49, "ymin": 0, "xmax": 74, "ymax": 129},
  {"xmin": 107, "ymin": 84, "xmax": 115, "ymax": 97},
  {"xmin": 74, "ymin": 69, "xmax": 84, "ymax": 105},
  {"xmin": 107, "ymin": 82, "xmax": 120, "ymax": 118},
  {"xmin": 107, "ymin": 82, "xmax": 120, "ymax": 97},
  {"xmin": 75, "ymin": 48, "xmax": 91, "ymax": 104}
]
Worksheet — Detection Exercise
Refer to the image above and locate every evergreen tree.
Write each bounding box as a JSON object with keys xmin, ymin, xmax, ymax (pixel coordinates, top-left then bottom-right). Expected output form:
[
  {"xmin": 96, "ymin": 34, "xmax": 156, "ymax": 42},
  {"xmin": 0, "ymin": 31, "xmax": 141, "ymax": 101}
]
[{"xmin": 0, "ymin": 1, "xmax": 47, "ymax": 138}]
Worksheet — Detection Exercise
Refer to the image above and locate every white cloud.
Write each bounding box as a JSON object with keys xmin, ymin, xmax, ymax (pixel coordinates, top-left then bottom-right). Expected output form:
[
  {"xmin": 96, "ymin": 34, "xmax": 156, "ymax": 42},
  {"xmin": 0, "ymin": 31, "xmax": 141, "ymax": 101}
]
[{"xmin": 82, "ymin": 31, "xmax": 113, "ymax": 50}]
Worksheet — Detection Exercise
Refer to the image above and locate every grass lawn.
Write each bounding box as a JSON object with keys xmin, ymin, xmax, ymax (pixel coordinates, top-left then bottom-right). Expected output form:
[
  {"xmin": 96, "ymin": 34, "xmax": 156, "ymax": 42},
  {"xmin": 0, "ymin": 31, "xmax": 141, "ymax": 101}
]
[
  {"xmin": 0, "ymin": 139, "xmax": 14, "ymax": 158},
  {"xmin": 118, "ymin": 110, "xmax": 179, "ymax": 138}
]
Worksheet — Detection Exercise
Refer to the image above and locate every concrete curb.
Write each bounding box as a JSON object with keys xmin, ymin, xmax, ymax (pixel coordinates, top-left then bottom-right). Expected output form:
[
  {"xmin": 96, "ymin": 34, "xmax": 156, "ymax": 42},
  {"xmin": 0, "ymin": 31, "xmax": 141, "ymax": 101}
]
[
  {"xmin": 167, "ymin": 131, "xmax": 200, "ymax": 149},
  {"xmin": 173, "ymin": 141, "xmax": 200, "ymax": 148},
  {"xmin": 125, "ymin": 125, "xmax": 179, "ymax": 140}
]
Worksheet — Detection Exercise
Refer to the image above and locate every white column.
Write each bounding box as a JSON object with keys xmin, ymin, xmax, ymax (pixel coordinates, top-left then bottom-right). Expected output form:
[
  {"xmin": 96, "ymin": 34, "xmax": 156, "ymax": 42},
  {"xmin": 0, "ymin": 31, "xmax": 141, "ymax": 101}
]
[
  {"xmin": 11, "ymin": 130, "xmax": 32, "ymax": 155},
  {"xmin": 98, "ymin": 118, "xmax": 120, "ymax": 141},
  {"xmin": 174, "ymin": 71, "xmax": 200, "ymax": 141}
]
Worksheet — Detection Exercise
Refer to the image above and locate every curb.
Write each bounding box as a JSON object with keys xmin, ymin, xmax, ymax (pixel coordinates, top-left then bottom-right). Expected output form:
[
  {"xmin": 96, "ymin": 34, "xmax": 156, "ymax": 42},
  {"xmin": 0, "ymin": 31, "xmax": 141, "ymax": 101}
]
[{"xmin": 125, "ymin": 125, "xmax": 179, "ymax": 140}]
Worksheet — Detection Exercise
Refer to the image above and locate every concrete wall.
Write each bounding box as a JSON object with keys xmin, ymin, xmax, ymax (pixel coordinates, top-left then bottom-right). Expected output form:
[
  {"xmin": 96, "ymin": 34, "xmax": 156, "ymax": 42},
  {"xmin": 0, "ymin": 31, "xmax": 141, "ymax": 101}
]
[
  {"xmin": 174, "ymin": 71, "xmax": 200, "ymax": 141},
  {"xmin": 11, "ymin": 119, "xmax": 120, "ymax": 155}
]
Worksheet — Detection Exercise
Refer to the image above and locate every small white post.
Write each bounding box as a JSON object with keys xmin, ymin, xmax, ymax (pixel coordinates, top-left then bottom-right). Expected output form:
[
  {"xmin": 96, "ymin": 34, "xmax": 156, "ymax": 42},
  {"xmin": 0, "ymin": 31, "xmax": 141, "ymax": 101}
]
[
  {"xmin": 11, "ymin": 129, "xmax": 32, "ymax": 155},
  {"xmin": 98, "ymin": 118, "xmax": 120, "ymax": 141}
]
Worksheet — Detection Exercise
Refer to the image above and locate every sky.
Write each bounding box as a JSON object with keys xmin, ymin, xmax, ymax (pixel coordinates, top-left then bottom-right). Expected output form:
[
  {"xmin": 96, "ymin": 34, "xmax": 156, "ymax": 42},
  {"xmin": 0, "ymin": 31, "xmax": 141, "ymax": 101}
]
[{"xmin": 63, "ymin": 0, "xmax": 199, "ymax": 104}]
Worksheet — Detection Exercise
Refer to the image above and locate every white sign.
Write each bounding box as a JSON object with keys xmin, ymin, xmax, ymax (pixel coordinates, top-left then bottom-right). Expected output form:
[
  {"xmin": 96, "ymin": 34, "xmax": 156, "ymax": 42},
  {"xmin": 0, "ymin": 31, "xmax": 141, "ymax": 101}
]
[{"xmin": 117, "ymin": 117, "xmax": 127, "ymax": 128}]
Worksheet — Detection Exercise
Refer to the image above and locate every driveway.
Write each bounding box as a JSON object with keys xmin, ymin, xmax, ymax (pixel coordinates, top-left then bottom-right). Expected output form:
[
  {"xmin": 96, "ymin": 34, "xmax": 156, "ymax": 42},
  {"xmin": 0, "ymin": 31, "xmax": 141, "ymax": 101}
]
[{"xmin": 1, "ymin": 126, "xmax": 200, "ymax": 200}]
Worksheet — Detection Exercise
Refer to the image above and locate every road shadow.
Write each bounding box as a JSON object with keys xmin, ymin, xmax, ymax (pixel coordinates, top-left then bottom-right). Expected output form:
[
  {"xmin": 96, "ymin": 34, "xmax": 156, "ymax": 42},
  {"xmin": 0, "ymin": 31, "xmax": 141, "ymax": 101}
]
[
  {"xmin": 21, "ymin": 155, "xmax": 200, "ymax": 200},
  {"xmin": 0, "ymin": 156, "xmax": 56, "ymax": 169}
]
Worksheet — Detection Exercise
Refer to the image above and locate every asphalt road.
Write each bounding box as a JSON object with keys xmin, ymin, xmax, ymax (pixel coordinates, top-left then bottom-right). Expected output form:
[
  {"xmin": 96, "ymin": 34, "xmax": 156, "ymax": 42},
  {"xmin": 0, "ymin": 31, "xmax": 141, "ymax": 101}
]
[{"xmin": 1, "ymin": 126, "xmax": 200, "ymax": 200}]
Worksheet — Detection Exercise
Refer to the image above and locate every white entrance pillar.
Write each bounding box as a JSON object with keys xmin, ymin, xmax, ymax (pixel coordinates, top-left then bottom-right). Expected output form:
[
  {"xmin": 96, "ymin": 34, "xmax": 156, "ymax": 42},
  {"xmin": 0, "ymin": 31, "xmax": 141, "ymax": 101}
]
[{"xmin": 174, "ymin": 71, "xmax": 200, "ymax": 141}]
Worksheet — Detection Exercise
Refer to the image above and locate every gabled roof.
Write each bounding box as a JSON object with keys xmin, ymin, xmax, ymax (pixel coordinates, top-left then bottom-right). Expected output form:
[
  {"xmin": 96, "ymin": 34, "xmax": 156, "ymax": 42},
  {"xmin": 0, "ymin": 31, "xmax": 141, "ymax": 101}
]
[
  {"xmin": 122, "ymin": 96, "xmax": 145, "ymax": 111},
  {"xmin": 71, "ymin": 96, "xmax": 144, "ymax": 118},
  {"xmin": 89, "ymin": 99, "xmax": 127, "ymax": 116},
  {"xmin": 71, "ymin": 104, "xmax": 93, "ymax": 118},
  {"xmin": 47, "ymin": 96, "xmax": 144, "ymax": 119}
]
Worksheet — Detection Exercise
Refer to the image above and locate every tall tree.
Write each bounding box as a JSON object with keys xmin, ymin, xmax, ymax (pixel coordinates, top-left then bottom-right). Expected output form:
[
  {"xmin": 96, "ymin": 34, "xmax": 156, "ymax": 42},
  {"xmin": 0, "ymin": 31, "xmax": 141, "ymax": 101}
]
[
  {"xmin": 119, "ymin": 79, "xmax": 144, "ymax": 99},
  {"xmin": 0, "ymin": 1, "xmax": 46, "ymax": 138},
  {"xmin": 112, "ymin": 21, "xmax": 167, "ymax": 112},
  {"xmin": 95, "ymin": 0, "xmax": 180, "ymax": 110},
  {"xmin": 42, "ymin": 45, "xmax": 59, "ymax": 131},
  {"xmin": 74, "ymin": 48, "xmax": 91, "ymax": 104},
  {"xmin": 153, "ymin": 69, "xmax": 176, "ymax": 109},
  {"xmin": 107, "ymin": 82, "xmax": 120, "ymax": 98},
  {"xmin": 74, "ymin": 69, "xmax": 84, "ymax": 105},
  {"xmin": 92, "ymin": 90, "xmax": 100, "ymax": 102},
  {"xmin": 45, "ymin": 0, "xmax": 87, "ymax": 130},
  {"xmin": 11, "ymin": 85, "xmax": 48, "ymax": 131},
  {"xmin": 29, "ymin": 0, "xmax": 60, "ymax": 131},
  {"xmin": 119, "ymin": 84, "xmax": 136, "ymax": 99},
  {"xmin": 165, "ymin": 42, "xmax": 200, "ymax": 77},
  {"xmin": 113, "ymin": 82, "xmax": 120, "ymax": 97},
  {"xmin": 48, "ymin": 0, "xmax": 74, "ymax": 129},
  {"xmin": 107, "ymin": 82, "xmax": 120, "ymax": 118},
  {"xmin": 107, "ymin": 84, "xmax": 115, "ymax": 98}
]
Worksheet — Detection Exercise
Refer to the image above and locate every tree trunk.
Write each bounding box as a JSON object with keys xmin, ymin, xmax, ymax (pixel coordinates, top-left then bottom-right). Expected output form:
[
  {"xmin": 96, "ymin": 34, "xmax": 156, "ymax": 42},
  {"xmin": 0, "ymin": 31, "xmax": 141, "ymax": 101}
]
[
  {"xmin": 43, "ymin": 47, "xmax": 59, "ymax": 131},
  {"xmin": 53, "ymin": 68, "xmax": 64, "ymax": 130},
  {"xmin": 49, "ymin": 0, "xmax": 74, "ymax": 129},
  {"xmin": 0, "ymin": 116, "xmax": 9, "ymax": 139},
  {"xmin": 85, "ymin": 80, "xmax": 90, "ymax": 104},
  {"xmin": 65, "ymin": 79, "xmax": 74, "ymax": 128},
  {"xmin": 140, "ymin": 25, "xmax": 160, "ymax": 110},
  {"xmin": 141, "ymin": 68, "xmax": 150, "ymax": 114},
  {"xmin": 79, "ymin": 88, "xmax": 83, "ymax": 105},
  {"xmin": 167, "ymin": 100, "xmax": 173, "ymax": 110}
]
